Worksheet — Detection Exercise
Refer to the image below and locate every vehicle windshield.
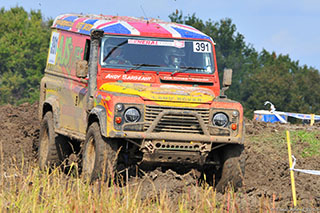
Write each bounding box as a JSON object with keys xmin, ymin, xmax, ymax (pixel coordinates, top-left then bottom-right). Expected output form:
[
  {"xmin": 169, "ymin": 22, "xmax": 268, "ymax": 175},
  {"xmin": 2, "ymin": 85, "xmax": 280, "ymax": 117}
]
[{"xmin": 100, "ymin": 36, "xmax": 214, "ymax": 74}]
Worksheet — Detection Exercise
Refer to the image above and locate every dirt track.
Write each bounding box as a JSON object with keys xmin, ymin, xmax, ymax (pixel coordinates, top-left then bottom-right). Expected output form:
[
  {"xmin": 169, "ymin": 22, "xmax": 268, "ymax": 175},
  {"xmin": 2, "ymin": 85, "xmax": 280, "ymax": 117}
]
[
  {"xmin": 0, "ymin": 102, "xmax": 39, "ymax": 168},
  {"xmin": 0, "ymin": 103, "xmax": 320, "ymax": 209}
]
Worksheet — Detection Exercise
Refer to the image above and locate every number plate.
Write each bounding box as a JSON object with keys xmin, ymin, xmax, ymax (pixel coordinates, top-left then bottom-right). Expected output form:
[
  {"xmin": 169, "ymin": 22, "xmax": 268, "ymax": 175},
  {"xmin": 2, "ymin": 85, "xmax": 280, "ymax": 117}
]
[{"xmin": 193, "ymin": 41, "xmax": 211, "ymax": 53}]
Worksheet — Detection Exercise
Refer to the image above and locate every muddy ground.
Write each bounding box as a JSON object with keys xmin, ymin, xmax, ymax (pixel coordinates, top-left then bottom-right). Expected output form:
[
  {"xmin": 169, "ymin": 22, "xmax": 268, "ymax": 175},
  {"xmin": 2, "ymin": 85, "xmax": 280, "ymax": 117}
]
[{"xmin": 0, "ymin": 102, "xmax": 320, "ymax": 210}]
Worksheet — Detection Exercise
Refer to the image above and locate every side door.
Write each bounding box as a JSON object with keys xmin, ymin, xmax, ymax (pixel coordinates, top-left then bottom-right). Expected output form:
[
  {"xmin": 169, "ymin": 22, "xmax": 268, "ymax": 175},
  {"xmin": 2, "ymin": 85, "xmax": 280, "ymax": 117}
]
[{"xmin": 52, "ymin": 31, "xmax": 90, "ymax": 135}]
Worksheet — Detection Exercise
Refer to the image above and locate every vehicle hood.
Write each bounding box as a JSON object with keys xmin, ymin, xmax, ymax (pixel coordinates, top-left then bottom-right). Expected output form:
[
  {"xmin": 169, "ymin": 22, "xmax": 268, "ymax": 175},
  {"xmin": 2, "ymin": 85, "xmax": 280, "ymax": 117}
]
[{"xmin": 99, "ymin": 82, "xmax": 215, "ymax": 103}]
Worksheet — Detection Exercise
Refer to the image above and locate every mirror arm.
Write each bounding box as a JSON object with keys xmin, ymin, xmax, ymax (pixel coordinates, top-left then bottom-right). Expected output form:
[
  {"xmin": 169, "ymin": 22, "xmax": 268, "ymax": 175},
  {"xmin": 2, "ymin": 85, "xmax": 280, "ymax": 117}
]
[{"xmin": 219, "ymin": 86, "xmax": 229, "ymax": 98}]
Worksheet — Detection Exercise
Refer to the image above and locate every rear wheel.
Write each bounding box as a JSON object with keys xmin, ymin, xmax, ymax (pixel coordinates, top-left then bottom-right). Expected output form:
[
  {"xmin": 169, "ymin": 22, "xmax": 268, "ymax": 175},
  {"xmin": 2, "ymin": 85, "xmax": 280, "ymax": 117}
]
[
  {"xmin": 82, "ymin": 122, "xmax": 118, "ymax": 182},
  {"xmin": 215, "ymin": 144, "xmax": 245, "ymax": 193},
  {"xmin": 39, "ymin": 111, "xmax": 71, "ymax": 169}
]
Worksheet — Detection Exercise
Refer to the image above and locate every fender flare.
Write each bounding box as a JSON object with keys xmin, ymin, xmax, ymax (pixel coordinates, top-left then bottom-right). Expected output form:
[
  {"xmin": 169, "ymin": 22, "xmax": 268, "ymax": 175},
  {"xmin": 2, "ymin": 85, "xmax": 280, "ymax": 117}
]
[
  {"xmin": 88, "ymin": 106, "xmax": 107, "ymax": 137},
  {"xmin": 42, "ymin": 96, "xmax": 60, "ymax": 129}
]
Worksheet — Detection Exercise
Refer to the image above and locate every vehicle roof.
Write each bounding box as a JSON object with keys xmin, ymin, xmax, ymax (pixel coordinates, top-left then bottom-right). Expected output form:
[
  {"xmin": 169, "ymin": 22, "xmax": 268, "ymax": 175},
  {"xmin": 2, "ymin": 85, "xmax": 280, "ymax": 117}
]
[{"xmin": 52, "ymin": 14, "xmax": 212, "ymax": 41}]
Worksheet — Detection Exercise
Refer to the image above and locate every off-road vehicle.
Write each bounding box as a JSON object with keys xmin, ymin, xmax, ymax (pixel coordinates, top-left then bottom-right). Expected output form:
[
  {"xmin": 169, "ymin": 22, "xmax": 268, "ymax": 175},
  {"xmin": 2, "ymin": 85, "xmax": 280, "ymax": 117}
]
[{"xmin": 39, "ymin": 14, "xmax": 245, "ymax": 192}]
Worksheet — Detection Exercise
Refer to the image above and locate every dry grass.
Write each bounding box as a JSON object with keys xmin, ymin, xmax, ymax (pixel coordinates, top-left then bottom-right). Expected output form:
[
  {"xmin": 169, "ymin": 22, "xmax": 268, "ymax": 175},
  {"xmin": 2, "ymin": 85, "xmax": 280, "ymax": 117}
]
[
  {"xmin": 3, "ymin": 128, "xmax": 319, "ymax": 212},
  {"xmin": 0, "ymin": 159, "xmax": 273, "ymax": 212}
]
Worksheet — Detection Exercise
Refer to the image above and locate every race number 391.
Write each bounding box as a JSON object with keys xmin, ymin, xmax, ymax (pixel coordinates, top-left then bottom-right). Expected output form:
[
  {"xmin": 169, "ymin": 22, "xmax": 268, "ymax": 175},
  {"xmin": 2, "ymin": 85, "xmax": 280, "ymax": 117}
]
[
  {"xmin": 48, "ymin": 32, "xmax": 60, "ymax": 65},
  {"xmin": 193, "ymin": 41, "xmax": 211, "ymax": 53}
]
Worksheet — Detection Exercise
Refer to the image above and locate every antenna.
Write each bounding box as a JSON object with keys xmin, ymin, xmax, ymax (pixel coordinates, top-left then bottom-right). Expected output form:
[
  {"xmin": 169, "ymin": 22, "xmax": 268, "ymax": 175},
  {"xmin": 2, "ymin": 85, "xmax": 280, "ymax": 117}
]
[{"xmin": 140, "ymin": 5, "xmax": 149, "ymax": 24}]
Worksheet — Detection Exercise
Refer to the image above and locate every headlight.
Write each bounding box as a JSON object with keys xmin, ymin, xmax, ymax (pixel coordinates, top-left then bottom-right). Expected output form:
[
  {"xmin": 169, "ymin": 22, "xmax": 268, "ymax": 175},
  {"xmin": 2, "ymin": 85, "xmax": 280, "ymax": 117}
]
[
  {"xmin": 124, "ymin": 108, "xmax": 141, "ymax": 122},
  {"xmin": 212, "ymin": 113, "xmax": 229, "ymax": 127}
]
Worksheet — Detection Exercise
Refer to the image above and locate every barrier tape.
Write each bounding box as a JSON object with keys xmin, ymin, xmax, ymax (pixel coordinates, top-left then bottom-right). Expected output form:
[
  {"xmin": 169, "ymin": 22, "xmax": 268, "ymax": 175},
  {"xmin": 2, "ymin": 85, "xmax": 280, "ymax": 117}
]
[
  {"xmin": 264, "ymin": 101, "xmax": 320, "ymax": 125},
  {"xmin": 290, "ymin": 155, "xmax": 320, "ymax": 176},
  {"xmin": 285, "ymin": 112, "xmax": 320, "ymax": 121},
  {"xmin": 273, "ymin": 112, "xmax": 287, "ymax": 124}
]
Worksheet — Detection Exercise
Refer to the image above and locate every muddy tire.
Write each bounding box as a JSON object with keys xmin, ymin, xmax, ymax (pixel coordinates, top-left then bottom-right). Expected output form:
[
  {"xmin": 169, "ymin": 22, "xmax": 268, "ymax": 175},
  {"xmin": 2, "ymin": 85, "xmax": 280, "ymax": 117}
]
[
  {"xmin": 215, "ymin": 144, "xmax": 245, "ymax": 193},
  {"xmin": 82, "ymin": 122, "xmax": 118, "ymax": 182},
  {"xmin": 39, "ymin": 111, "xmax": 71, "ymax": 169}
]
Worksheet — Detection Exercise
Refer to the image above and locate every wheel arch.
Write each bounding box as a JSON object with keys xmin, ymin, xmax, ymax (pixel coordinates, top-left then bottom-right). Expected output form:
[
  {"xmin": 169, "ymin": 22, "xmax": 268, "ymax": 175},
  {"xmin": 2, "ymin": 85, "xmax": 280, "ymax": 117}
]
[
  {"xmin": 40, "ymin": 96, "xmax": 60, "ymax": 129},
  {"xmin": 88, "ymin": 105, "xmax": 107, "ymax": 137}
]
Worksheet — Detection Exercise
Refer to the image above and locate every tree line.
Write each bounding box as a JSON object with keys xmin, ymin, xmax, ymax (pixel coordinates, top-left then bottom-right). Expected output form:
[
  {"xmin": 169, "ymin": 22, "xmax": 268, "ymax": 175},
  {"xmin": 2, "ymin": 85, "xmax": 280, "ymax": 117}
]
[
  {"xmin": 0, "ymin": 7, "xmax": 319, "ymax": 118},
  {"xmin": 0, "ymin": 7, "xmax": 51, "ymax": 105}
]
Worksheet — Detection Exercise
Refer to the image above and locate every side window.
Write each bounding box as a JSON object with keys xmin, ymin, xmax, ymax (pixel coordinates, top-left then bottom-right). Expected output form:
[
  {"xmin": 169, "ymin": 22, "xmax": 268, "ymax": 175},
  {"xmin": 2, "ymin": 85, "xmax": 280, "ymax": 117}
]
[{"xmin": 83, "ymin": 39, "xmax": 91, "ymax": 61}]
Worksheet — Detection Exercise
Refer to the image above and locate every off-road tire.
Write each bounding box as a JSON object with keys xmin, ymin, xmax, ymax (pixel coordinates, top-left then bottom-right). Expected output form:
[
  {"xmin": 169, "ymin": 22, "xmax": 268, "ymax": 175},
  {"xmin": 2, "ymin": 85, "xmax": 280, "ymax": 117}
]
[
  {"xmin": 82, "ymin": 122, "xmax": 118, "ymax": 182},
  {"xmin": 39, "ymin": 111, "xmax": 71, "ymax": 169},
  {"xmin": 215, "ymin": 144, "xmax": 245, "ymax": 193}
]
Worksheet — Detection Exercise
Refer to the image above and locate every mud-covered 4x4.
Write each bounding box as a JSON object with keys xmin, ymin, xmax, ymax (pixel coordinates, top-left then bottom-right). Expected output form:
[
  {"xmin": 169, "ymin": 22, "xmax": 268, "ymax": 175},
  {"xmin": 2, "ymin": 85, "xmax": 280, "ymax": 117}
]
[{"xmin": 39, "ymin": 14, "xmax": 245, "ymax": 192}]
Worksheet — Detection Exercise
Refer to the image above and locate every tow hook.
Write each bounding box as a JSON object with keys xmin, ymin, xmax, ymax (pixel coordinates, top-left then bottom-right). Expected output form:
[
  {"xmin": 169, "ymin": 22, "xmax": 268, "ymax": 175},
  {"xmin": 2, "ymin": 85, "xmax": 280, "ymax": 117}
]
[{"xmin": 145, "ymin": 141, "xmax": 155, "ymax": 153}]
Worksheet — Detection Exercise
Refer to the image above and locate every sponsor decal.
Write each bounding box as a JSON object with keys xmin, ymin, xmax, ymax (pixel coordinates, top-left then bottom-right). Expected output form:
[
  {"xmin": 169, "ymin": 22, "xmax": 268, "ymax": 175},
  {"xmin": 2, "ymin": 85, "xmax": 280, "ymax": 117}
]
[
  {"xmin": 160, "ymin": 75, "xmax": 213, "ymax": 83},
  {"xmin": 55, "ymin": 19, "xmax": 93, "ymax": 31},
  {"xmin": 54, "ymin": 33, "xmax": 84, "ymax": 76},
  {"xmin": 75, "ymin": 22, "xmax": 93, "ymax": 31},
  {"xmin": 104, "ymin": 73, "xmax": 155, "ymax": 82},
  {"xmin": 56, "ymin": 20, "xmax": 73, "ymax": 27},
  {"xmin": 128, "ymin": 39, "xmax": 185, "ymax": 48}
]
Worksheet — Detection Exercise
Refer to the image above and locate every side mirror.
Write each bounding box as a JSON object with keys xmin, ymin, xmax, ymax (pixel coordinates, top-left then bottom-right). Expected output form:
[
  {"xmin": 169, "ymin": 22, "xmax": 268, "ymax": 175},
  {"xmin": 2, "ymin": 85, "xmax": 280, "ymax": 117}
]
[
  {"xmin": 76, "ymin": 60, "xmax": 88, "ymax": 78},
  {"xmin": 223, "ymin": 68, "xmax": 232, "ymax": 87},
  {"xmin": 220, "ymin": 68, "xmax": 233, "ymax": 97}
]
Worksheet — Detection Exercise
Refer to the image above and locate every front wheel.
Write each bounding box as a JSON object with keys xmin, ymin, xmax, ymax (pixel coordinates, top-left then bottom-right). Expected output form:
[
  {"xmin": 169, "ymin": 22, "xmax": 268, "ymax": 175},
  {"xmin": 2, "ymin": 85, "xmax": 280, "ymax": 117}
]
[
  {"xmin": 215, "ymin": 144, "xmax": 245, "ymax": 193},
  {"xmin": 82, "ymin": 122, "xmax": 118, "ymax": 182}
]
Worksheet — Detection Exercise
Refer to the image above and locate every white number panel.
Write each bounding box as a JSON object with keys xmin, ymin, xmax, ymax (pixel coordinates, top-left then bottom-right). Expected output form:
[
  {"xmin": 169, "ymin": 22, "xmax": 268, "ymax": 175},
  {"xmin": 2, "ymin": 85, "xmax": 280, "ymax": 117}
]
[
  {"xmin": 193, "ymin": 41, "xmax": 211, "ymax": 53},
  {"xmin": 48, "ymin": 32, "xmax": 60, "ymax": 65}
]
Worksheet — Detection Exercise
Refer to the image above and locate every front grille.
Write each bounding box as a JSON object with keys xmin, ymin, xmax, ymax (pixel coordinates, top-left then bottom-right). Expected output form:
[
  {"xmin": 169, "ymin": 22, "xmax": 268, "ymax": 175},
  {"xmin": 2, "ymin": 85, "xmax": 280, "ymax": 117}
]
[{"xmin": 144, "ymin": 105, "xmax": 210, "ymax": 134}]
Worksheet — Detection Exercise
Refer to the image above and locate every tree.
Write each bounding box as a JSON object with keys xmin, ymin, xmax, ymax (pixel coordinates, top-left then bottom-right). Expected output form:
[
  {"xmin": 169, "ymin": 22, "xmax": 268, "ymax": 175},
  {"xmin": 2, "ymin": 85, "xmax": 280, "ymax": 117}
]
[{"xmin": 0, "ymin": 7, "xmax": 52, "ymax": 105}]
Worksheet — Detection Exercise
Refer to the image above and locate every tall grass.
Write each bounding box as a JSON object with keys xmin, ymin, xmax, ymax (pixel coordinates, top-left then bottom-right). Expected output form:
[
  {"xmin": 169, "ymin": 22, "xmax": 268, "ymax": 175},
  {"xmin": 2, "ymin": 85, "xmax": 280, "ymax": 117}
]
[
  {"xmin": 0, "ymin": 159, "xmax": 273, "ymax": 212},
  {"xmin": 4, "ymin": 128, "xmax": 320, "ymax": 211}
]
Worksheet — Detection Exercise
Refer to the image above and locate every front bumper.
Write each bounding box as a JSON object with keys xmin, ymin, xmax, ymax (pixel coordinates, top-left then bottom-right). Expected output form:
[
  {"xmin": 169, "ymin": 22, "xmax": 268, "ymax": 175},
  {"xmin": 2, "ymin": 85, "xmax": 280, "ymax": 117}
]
[{"xmin": 109, "ymin": 130, "xmax": 242, "ymax": 143}]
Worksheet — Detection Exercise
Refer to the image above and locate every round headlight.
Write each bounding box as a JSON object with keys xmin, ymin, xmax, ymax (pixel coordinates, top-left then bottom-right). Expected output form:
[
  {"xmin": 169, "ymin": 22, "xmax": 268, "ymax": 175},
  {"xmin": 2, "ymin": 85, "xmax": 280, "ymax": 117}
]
[
  {"xmin": 124, "ymin": 108, "xmax": 141, "ymax": 122},
  {"xmin": 212, "ymin": 113, "xmax": 229, "ymax": 127}
]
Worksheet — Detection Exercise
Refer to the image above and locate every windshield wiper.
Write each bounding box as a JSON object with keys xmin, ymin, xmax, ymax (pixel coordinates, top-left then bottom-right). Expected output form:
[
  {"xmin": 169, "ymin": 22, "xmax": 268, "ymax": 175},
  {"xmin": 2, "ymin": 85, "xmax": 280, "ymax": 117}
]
[
  {"xmin": 124, "ymin": 63, "xmax": 161, "ymax": 73},
  {"xmin": 103, "ymin": 40, "xmax": 127, "ymax": 62},
  {"xmin": 171, "ymin": 66, "xmax": 206, "ymax": 76}
]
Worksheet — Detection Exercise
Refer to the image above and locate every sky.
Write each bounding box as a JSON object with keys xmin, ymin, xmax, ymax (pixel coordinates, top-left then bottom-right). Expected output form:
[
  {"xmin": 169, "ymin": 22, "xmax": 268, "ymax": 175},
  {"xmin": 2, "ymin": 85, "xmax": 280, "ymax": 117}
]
[{"xmin": 2, "ymin": 0, "xmax": 320, "ymax": 70}]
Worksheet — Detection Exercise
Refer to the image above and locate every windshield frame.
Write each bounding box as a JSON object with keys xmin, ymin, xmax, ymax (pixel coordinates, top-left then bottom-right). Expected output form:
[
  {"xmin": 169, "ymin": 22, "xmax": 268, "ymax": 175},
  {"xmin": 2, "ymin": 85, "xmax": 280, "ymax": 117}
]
[{"xmin": 99, "ymin": 35, "xmax": 216, "ymax": 75}]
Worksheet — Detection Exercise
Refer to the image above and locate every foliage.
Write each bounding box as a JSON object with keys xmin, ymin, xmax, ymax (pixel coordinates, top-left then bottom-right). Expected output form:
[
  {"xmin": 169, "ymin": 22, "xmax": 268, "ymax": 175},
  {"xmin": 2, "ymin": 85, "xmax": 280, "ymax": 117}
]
[
  {"xmin": 0, "ymin": 7, "xmax": 52, "ymax": 105},
  {"xmin": 170, "ymin": 11, "xmax": 320, "ymax": 118},
  {"xmin": 241, "ymin": 51, "xmax": 320, "ymax": 117}
]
